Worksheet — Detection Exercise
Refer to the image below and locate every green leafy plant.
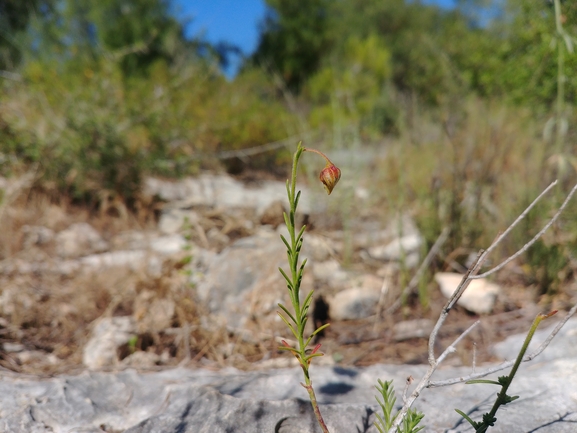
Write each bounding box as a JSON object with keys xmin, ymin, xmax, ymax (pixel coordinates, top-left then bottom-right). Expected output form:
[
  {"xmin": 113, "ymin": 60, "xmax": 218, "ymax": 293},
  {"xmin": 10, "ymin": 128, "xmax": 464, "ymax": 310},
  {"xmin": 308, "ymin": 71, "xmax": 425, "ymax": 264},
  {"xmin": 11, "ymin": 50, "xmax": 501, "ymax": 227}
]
[
  {"xmin": 278, "ymin": 142, "xmax": 426, "ymax": 433},
  {"xmin": 455, "ymin": 310, "xmax": 558, "ymax": 432},
  {"xmin": 127, "ymin": 335, "xmax": 138, "ymax": 354},
  {"xmin": 277, "ymin": 141, "xmax": 340, "ymax": 432},
  {"xmin": 374, "ymin": 379, "xmax": 424, "ymax": 433}
]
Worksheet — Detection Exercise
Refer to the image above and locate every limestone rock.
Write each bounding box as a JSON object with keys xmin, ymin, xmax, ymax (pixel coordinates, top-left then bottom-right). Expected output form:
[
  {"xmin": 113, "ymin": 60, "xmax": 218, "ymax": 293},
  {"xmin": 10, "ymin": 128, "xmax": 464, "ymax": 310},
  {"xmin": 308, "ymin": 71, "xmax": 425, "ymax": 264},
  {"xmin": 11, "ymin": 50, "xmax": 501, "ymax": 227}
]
[
  {"xmin": 311, "ymin": 259, "xmax": 349, "ymax": 288},
  {"xmin": 367, "ymin": 233, "xmax": 423, "ymax": 265},
  {"xmin": 435, "ymin": 272, "xmax": 500, "ymax": 314},
  {"xmin": 158, "ymin": 208, "xmax": 200, "ymax": 234},
  {"xmin": 354, "ymin": 214, "xmax": 421, "ymax": 250},
  {"xmin": 2, "ymin": 322, "xmax": 577, "ymax": 433},
  {"xmin": 327, "ymin": 274, "xmax": 383, "ymax": 321},
  {"xmin": 134, "ymin": 291, "xmax": 176, "ymax": 333},
  {"xmin": 82, "ymin": 316, "xmax": 136, "ymax": 369},
  {"xmin": 21, "ymin": 225, "xmax": 54, "ymax": 249},
  {"xmin": 55, "ymin": 222, "xmax": 108, "ymax": 258},
  {"xmin": 195, "ymin": 230, "xmax": 313, "ymax": 329},
  {"xmin": 393, "ymin": 319, "xmax": 434, "ymax": 341},
  {"xmin": 120, "ymin": 351, "xmax": 161, "ymax": 368},
  {"xmin": 143, "ymin": 174, "xmax": 314, "ymax": 215}
]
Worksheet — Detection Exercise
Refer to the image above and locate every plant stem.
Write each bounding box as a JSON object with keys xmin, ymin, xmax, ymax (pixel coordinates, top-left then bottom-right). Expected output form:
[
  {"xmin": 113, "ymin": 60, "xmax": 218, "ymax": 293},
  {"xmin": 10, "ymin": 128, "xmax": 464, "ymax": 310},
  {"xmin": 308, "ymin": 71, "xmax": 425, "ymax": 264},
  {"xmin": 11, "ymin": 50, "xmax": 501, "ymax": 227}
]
[{"xmin": 279, "ymin": 141, "xmax": 331, "ymax": 432}]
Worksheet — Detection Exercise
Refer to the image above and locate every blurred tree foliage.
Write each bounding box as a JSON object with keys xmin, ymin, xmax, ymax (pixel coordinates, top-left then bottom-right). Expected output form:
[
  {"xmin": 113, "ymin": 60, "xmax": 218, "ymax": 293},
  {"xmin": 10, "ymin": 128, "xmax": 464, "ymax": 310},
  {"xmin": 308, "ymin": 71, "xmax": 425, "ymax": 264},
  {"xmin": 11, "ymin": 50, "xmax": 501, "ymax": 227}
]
[
  {"xmin": 0, "ymin": 0, "xmax": 55, "ymax": 69},
  {"xmin": 0, "ymin": 0, "xmax": 576, "ymax": 292},
  {"xmin": 0, "ymin": 0, "xmax": 294, "ymax": 203},
  {"xmin": 254, "ymin": 0, "xmax": 577, "ymax": 109},
  {"xmin": 251, "ymin": 0, "xmax": 333, "ymax": 92},
  {"xmin": 1, "ymin": 0, "xmax": 576, "ymax": 207}
]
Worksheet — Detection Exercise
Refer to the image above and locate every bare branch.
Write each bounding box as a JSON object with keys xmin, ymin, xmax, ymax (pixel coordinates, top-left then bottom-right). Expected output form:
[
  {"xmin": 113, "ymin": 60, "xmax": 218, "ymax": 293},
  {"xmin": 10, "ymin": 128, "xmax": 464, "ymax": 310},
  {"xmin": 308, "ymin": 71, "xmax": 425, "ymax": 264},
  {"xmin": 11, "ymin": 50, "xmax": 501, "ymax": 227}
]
[
  {"xmin": 427, "ymin": 302, "xmax": 577, "ymax": 388},
  {"xmin": 476, "ymin": 180, "xmax": 557, "ymax": 259},
  {"xmin": 387, "ymin": 181, "xmax": 577, "ymax": 432},
  {"xmin": 436, "ymin": 320, "xmax": 480, "ymax": 365},
  {"xmin": 385, "ymin": 227, "xmax": 450, "ymax": 316},
  {"xmin": 472, "ymin": 182, "xmax": 577, "ymax": 279},
  {"xmin": 403, "ymin": 376, "xmax": 414, "ymax": 405},
  {"xmin": 427, "ymin": 250, "xmax": 485, "ymax": 366}
]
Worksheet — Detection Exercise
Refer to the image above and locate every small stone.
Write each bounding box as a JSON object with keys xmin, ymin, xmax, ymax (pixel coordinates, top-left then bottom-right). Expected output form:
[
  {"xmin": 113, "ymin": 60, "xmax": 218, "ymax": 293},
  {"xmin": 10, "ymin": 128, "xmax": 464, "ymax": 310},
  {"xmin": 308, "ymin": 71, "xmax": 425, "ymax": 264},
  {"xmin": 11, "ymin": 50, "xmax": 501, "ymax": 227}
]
[
  {"xmin": 158, "ymin": 209, "xmax": 200, "ymax": 235},
  {"xmin": 311, "ymin": 260, "xmax": 349, "ymax": 287},
  {"xmin": 21, "ymin": 225, "xmax": 54, "ymax": 249},
  {"xmin": 121, "ymin": 351, "xmax": 160, "ymax": 368},
  {"xmin": 393, "ymin": 319, "xmax": 434, "ymax": 341},
  {"xmin": 435, "ymin": 272, "xmax": 500, "ymax": 314},
  {"xmin": 367, "ymin": 233, "xmax": 423, "ymax": 263},
  {"xmin": 3, "ymin": 342, "xmax": 25, "ymax": 352},
  {"xmin": 328, "ymin": 286, "xmax": 380, "ymax": 321},
  {"xmin": 55, "ymin": 222, "xmax": 108, "ymax": 258},
  {"xmin": 134, "ymin": 291, "xmax": 176, "ymax": 333},
  {"xmin": 83, "ymin": 316, "xmax": 136, "ymax": 370}
]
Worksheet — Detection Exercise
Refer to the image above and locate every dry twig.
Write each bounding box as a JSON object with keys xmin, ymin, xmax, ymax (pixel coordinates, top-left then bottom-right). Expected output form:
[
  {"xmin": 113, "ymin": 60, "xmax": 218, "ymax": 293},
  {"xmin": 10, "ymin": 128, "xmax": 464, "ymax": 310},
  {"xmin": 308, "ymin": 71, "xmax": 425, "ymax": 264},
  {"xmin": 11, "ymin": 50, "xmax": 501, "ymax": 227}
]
[
  {"xmin": 384, "ymin": 227, "xmax": 450, "ymax": 317},
  {"xmin": 387, "ymin": 181, "xmax": 577, "ymax": 432}
]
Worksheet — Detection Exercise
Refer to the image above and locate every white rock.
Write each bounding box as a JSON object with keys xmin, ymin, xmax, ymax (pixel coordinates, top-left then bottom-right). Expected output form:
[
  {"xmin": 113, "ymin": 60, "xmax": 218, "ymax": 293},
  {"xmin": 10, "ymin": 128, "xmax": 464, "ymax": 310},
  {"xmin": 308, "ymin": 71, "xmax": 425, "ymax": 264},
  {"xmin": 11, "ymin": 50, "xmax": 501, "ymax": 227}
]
[
  {"xmin": 311, "ymin": 260, "xmax": 349, "ymax": 287},
  {"xmin": 328, "ymin": 286, "xmax": 380, "ymax": 321},
  {"xmin": 120, "ymin": 351, "xmax": 160, "ymax": 368},
  {"xmin": 143, "ymin": 174, "xmax": 315, "ymax": 214},
  {"xmin": 367, "ymin": 233, "xmax": 423, "ymax": 262},
  {"xmin": 134, "ymin": 291, "xmax": 176, "ymax": 333},
  {"xmin": 158, "ymin": 209, "xmax": 200, "ymax": 235},
  {"xmin": 434, "ymin": 272, "xmax": 500, "ymax": 314},
  {"xmin": 393, "ymin": 319, "xmax": 434, "ymax": 341},
  {"xmin": 80, "ymin": 250, "xmax": 146, "ymax": 269},
  {"xmin": 21, "ymin": 225, "xmax": 54, "ymax": 248},
  {"xmin": 83, "ymin": 317, "xmax": 136, "ymax": 370},
  {"xmin": 149, "ymin": 234, "xmax": 187, "ymax": 255},
  {"xmin": 196, "ymin": 230, "xmax": 313, "ymax": 329},
  {"xmin": 354, "ymin": 214, "xmax": 421, "ymax": 250},
  {"xmin": 55, "ymin": 222, "xmax": 108, "ymax": 258},
  {"xmin": 303, "ymin": 234, "xmax": 335, "ymax": 262}
]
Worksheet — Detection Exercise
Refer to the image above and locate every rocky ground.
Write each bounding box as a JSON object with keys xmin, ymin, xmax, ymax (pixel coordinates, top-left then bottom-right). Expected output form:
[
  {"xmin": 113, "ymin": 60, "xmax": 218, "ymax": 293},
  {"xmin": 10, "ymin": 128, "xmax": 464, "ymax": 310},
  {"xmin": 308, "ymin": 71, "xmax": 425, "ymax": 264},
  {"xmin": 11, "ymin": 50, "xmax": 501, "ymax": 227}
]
[{"xmin": 0, "ymin": 170, "xmax": 574, "ymax": 378}]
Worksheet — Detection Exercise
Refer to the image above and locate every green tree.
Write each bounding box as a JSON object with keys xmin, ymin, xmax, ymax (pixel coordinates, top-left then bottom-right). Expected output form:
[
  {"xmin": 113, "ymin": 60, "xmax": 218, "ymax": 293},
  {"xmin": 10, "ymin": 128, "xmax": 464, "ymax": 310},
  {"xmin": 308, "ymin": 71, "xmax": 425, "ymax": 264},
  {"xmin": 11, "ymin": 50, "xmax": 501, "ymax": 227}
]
[
  {"xmin": 252, "ymin": 0, "xmax": 333, "ymax": 92},
  {"xmin": 0, "ymin": 0, "xmax": 55, "ymax": 70}
]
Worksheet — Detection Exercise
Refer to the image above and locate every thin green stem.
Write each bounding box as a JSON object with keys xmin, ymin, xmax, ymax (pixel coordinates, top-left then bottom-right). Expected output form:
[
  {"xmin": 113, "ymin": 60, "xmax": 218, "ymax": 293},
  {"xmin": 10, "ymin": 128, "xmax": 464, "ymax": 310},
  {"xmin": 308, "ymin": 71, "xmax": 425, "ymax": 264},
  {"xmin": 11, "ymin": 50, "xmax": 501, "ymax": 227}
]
[{"xmin": 278, "ymin": 141, "xmax": 331, "ymax": 433}]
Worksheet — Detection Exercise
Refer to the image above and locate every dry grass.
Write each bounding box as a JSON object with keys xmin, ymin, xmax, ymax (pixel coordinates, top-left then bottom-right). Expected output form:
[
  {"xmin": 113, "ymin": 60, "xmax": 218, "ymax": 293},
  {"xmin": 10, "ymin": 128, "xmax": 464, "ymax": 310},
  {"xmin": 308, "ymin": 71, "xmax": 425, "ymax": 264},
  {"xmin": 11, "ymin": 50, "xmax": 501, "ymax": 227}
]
[
  {"xmin": 0, "ymin": 185, "xmax": 568, "ymax": 377},
  {"xmin": 2, "ymin": 98, "xmax": 577, "ymax": 376}
]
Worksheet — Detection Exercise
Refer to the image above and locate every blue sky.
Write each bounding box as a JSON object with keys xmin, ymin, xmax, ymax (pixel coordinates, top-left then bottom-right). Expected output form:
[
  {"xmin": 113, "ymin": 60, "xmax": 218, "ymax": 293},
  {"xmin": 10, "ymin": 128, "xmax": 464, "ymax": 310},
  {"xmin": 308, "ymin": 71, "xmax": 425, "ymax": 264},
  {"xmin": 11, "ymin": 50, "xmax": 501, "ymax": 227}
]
[{"xmin": 174, "ymin": 0, "xmax": 457, "ymax": 74}]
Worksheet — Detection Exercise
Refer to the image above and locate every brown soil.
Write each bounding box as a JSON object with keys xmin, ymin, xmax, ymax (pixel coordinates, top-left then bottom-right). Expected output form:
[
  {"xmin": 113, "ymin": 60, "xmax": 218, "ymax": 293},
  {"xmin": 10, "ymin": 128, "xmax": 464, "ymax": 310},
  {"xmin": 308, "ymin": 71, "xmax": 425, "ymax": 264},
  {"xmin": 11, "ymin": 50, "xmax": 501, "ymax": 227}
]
[{"xmin": 0, "ymin": 189, "xmax": 573, "ymax": 377}]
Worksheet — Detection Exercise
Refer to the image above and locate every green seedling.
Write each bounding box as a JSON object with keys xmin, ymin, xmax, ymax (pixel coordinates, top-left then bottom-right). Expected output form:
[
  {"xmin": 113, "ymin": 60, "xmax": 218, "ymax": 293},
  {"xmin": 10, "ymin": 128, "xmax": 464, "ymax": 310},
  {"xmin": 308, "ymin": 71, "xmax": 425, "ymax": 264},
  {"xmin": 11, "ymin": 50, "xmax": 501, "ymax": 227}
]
[
  {"xmin": 455, "ymin": 310, "xmax": 558, "ymax": 432},
  {"xmin": 277, "ymin": 141, "xmax": 340, "ymax": 433}
]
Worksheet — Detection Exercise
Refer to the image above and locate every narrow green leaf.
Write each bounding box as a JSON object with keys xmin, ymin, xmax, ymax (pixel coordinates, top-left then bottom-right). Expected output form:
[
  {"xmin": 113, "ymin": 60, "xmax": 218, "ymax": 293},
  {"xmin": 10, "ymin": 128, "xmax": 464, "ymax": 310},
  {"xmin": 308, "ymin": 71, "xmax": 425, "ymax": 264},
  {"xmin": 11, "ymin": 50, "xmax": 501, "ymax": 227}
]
[
  {"xmin": 303, "ymin": 352, "xmax": 324, "ymax": 363},
  {"xmin": 278, "ymin": 346, "xmax": 299, "ymax": 355},
  {"xmin": 465, "ymin": 379, "xmax": 501, "ymax": 386},
  {"xmin": 304, "ymin": 323, "xmax": 330, "ymax": 347},
  {"xmin": 296, "ymin": 224, "xmax": 306, "ymax": 244},
  {"xmin": 278, "ymin": 267, "xmax": 293, "ymax": 288},
  {"xmin": 277, "ymin": 312, "xmax": 299, "ymax": 339},
  {"xmin": 280, "ymin": 234, "xmax": 291, "ymax": 252},
  {"xmin": 294, "ymin": 190, "xmax": 301, "ymax": 209},
  {"xmin": 302, "ymin": 290, "xmax": 314, "ymax": 308},
  {"xmin": 278, "ymin": 303, "xmax": 297, "ymax": 324},
  {"xmin": 311, "ymin": 323, "xmax": 330, "ymax": 336},
  {"xmin": 455, "ymin": 409, "xmax": 477, "ymax": 428},
  {"xmin": 283, "ymin": 212, "xmax": 291, "ymax": 232}
]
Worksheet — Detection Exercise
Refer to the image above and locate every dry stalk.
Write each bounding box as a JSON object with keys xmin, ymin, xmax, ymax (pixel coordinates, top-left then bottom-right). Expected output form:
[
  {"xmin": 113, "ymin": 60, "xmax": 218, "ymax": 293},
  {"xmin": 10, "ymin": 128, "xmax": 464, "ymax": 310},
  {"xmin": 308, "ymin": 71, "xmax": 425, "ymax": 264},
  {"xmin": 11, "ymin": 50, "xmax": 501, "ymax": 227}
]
[
  {"xmin": 388, "ymin": 180, "xmax": 577, "ymax": 432},
  {"xmin": 384, "ymin": 227, "xmax": 450, "ymax": 317},
  {"xmin": 427, "ymin": 301, "xmax": 577, "ymax": 388}
]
